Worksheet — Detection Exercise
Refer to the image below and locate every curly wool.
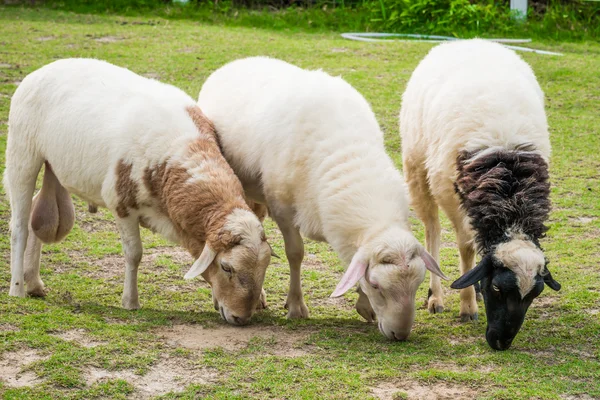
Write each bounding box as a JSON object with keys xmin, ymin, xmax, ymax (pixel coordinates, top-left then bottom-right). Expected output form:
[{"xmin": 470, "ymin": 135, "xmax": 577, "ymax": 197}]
[{"xmin": 455, "ymin": 149, "xmax": 551, "ymax": 253}]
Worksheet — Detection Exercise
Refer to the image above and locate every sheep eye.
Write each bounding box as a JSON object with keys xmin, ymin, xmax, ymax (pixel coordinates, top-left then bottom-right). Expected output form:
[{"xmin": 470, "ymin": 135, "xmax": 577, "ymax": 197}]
[
  {"xmin": 221, "ymin": 262, "xmax": 233, "ymax": 274},
  {"xmin": 492, "ymin": 285, "xmax": 500, "ymax": 292},
  {"xmin": 381, "ymin": 258, "xmax": 393, "ymax": 265},
  {"xmin": 370, "ymin": 283, "xmax": 379, "ymax": 290}
]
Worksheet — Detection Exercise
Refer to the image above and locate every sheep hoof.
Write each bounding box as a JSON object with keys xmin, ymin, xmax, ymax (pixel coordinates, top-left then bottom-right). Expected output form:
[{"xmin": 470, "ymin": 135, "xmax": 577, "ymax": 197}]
[
  {"xmin": 476, "ymin": 292, "xmax": 483, "ymax": 302},
  {"xmin": 285, "ymin": 301, "xmax": 309, "ymax": 319},
  {"xmin": 27, "ymin": 285, "xmax": 47, "ymax": 298},
  {"xmin": 88, "ymin": 204, "xmax": 98, "ymax": 213},
  {"xmin": 122, "ymin": 298, "xmax": 141, "ymax": 310},
  {"xmin": 355, "ymin": 289, "xmax": 375, "ymax": 322},
  {"xmin": 427, "ymin": 297, "xmax": 445, "ymax": 314},
  {"xmin": 9, "ymin": 285, "xmax": 26, "ymax": 298},
  {"xmin": 460, "ymin": 312, "xmax": 478, "ymax": 322},
  {"xmin": 256, "ymin": 289, "xmax": 268, "ymax": 311}
]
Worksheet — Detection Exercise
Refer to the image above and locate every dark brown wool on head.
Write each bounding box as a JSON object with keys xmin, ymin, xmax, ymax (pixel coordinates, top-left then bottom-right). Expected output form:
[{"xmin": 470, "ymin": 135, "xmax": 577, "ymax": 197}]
[{"xmin": 454, "ymin": 149, "xmax": 551, "ymax": 253}]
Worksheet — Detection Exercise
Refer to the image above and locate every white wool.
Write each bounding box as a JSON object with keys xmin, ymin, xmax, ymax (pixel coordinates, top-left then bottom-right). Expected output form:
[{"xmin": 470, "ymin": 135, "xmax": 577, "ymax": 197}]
[
  {"xmin": 5, "ymin": 58, "xmax": 200, "ymax": 219},
  {"xmin": 198, "ymin": 56, "xmax": 410, "ymax": 263}
]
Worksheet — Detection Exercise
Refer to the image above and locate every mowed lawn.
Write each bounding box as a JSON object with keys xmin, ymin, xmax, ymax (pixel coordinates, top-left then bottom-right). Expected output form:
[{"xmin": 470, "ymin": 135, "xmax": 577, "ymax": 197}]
[{"xmin": 0, "ymin": 6, "xmax": 599, "ymax": 400}]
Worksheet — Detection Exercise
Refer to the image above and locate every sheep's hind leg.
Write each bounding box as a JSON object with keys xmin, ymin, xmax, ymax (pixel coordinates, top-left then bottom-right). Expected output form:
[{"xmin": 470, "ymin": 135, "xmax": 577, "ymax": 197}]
[
  {"xmin": 6, "ymin": 161, "xmax": 42, "ymax": 297},
  {"xmin": 270, "ymin": 207, "xmax": 308, "ymax": 319},
  {"xmin": 116, "ymin": 217, "xmax": 143, "ymax": 310},
  {"xmin": 24, "ymin": 221, "xmax": 45, "ymax": 297}
]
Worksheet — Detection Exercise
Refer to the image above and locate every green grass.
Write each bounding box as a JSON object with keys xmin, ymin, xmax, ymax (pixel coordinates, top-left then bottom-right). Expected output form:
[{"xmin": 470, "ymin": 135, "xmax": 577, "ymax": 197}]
[{"xmin": 1, "ymin": 6, "xmax": 599, "ymax": 400}]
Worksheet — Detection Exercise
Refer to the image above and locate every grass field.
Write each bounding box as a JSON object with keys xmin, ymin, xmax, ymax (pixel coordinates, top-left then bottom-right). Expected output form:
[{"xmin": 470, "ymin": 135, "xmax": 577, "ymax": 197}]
[{"xmin": 0, "ymin": 6, "xmax": 599, "ymax": 400}]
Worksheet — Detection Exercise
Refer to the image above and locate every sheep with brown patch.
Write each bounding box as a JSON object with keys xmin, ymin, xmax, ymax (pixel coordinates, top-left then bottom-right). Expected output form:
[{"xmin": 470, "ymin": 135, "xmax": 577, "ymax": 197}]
[
  {"xmin": 4, "ymin": 58, "xmax": 271, "ymax": 325},
  {"xmin": 400, "ymin": 39, "xmax": 561, "ymax": 350}
]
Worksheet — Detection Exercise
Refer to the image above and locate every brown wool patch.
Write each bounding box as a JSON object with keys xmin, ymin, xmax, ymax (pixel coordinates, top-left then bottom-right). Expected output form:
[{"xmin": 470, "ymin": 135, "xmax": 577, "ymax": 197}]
[
  {"xmin": 140, "ymin": 106, "xmax": 251, "ymax": 257},
  {"xmin": 186, "ymin": 106, "xmax": 217, "ymax": 139},
  {"xmin": 115, "ymin": 160, "xmax": 139, "ymax": 218}
]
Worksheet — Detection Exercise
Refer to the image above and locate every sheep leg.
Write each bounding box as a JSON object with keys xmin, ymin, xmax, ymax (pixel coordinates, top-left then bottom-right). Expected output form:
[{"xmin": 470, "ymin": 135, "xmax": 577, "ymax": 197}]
[
  {"xmin": 456, "ymin": 228, "xmax": 478, "ymax": 321},
  {"xmin": 255, "ymin": 288, "xmax": 268, "ymax": 311},
  {"xmin": 24, "ymin": 220, "xmax": 45, "ymax": 297},
  {"xmin": 6, "ymin": 160, "xmax": 41, "ymax": 298},
  {"xmin": 424, "ymin": 211, "xmax": 444, "ymax": 314},
  {"xmin": 116, "ymin": 217, "xmax": 143, "ymax": 310},
  {"xmin": 404, "ymin": 162, "xmax": 444, "ymax": 313},
  {"xmin": 271, "ymin": 209, "xmax": 308, "ymax": 319},
  {"xmin": 355, "ymin": 286, "xmax": 375, "ymax": 322}
]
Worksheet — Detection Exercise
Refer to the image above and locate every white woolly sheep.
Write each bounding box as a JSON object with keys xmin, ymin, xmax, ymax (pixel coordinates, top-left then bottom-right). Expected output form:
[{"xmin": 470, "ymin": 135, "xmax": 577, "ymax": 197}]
[
  {"xmin": 197, "ymin": 56, "xmax": 447, "ymax": 340},
  {"xmin": 400, "ymin": 39, "xmax": 561, "ymax": 350},
  {"xmin": 4, "ymin": 58, "xmax": 272, "ymax": 325}
]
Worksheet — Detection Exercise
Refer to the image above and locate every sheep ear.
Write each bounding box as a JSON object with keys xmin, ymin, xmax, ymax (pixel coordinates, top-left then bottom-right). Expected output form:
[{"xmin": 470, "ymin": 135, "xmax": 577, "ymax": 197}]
[
  {"xmin": 331, "ymin": 250, "xmax": 368, "ymax": 298},
  {"xmin": 542, "ymin": 268, "xmax": 561, "ymax": 291},
  {"xmin": 451, "ymin": 254, "xmax": 493, "ymax": 289},
  {"xmin": 420, "ymin": 247, "xmax": 448, "ymax": 280},
  {"xmin": 184, "ymin": 245, "xmax": 217, "ymax": 280}
]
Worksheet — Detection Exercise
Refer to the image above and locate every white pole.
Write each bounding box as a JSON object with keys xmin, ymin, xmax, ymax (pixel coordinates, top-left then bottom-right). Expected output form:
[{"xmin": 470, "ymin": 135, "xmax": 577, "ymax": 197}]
[{"xmin": 511, "ymin": 0, "xmax": 528, "ymax": 21}]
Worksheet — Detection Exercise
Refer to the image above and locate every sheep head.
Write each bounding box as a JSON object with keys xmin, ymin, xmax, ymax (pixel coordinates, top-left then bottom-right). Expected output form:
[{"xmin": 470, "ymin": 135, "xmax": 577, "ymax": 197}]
[
  {"xmin": 451, "ymin": 237, "xmax": 561, "ymax": 351},
  {"xmin": 185, "ymin": 208, "xmax": 271, "ymax": 325},
  {"xmin": 331, "ymin": 226, "xmax": 447, "ymax": 340}
]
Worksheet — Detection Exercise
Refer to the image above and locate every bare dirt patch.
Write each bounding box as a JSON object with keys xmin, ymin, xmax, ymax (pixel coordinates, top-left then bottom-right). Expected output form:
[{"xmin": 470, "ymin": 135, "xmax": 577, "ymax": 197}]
[
  {"xmin": 0, "ymin": 63, "xmax": 12, "ymax": 68},
  {"xmin": 372, "ymin": 380, "xmax": 479, "ymax": 400},
  {"xmin": 94, "ymin": 36, "xmax": 122, "ymax": 43},
  {"xmin": 569, "ymin": 216, "xmax": 596, "ymax": 225},
  {"xmin": 51, "ymin": 329, "xmax": 106, "ymax": 348},
  {"xmin": 36, "ymin": 36, "xmax": 55, "ymax": 41},
  {"xmin": 143, "ymin": 72, "xmax": 161, "ymax": 80},
  {"xmin": 0, "ymin": 323, "xmax": 18, "ymax": 332},
  {"xmin": 303, "ymin": 253, "xmax": 328, "ymax": 272},
  {"xmin": 0, "ymin": 349, "xmax": 46, "ymax": 388},
  {"xmin": 85, "ymin": 355, "xmax": 217, "ymax": 398},
  {"xmin": 158, "ymin": 324, "xmax": 314, "ymax": 357}
]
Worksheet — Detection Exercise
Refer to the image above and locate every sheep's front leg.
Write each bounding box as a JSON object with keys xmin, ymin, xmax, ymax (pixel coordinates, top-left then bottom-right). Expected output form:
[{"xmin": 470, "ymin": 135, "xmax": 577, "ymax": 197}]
[
  {"xmin": 356, "ymin": 287, "xmax": 375, "ymax": 322},
  {"xmin": 271, "ymin": 209, "xmax": 308, "ymax": 319},
  {"xmin": 457, "ymin": 229, "xmax": 478, "ymax": 322},
  {"xmin": 116, "ymin": 217, "xmax": 143, "ymax": 310}
]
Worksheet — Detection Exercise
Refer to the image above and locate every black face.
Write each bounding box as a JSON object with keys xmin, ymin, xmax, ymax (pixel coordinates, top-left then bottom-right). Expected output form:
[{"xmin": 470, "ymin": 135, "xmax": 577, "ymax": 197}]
[
  {"xmin": 480, "ymin": 268, "xmax": 544, "ymax": 350},
  {"xmin": 451, "ymin": 254, "xmax": 561, "ymax": 351}
]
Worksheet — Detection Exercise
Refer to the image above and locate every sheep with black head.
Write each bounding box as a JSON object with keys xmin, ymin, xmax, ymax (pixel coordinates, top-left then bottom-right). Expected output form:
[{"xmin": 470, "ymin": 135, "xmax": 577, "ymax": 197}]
[{"xmin": 400, "ymin": 39, "xmax": 561, "ymax": 350}]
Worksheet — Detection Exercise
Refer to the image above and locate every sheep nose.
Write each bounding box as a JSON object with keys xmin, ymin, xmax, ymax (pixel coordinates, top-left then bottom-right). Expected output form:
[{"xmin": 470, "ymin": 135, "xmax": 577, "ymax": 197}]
[
  {"xmin": 232, "ymin": 315, "xmax": 249, "ymax": 326},
  {"xmin": 392, "ymin": 330, "xmax": 410, "ymax": 341}
]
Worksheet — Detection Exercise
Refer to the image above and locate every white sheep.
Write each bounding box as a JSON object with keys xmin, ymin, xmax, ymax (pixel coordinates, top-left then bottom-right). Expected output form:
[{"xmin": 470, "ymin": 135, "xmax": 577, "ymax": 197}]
[
  {"xmin": 198, "ymin": 56, "xmax": 447, "ymax": 340},
  {"xmin": 4, "ymin": 58, "xmax": 272, "ymax": 325},
  {"xmin": 400, "ymin": 39, "xmax": 561, "ymax": 350}
]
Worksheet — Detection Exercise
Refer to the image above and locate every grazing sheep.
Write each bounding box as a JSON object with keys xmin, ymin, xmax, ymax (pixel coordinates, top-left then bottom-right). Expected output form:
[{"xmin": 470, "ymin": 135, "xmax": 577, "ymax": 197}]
[
  {"xmin": 400, "ymin": 39, "xmax": 561, "ymax": 350},
  {"xmin": 4, "ymin": 58, "xmax": 272, "ymax": 325},
  {"xmin": 198, "ymin": 56, "xmax": 447, "ymax": 340}
]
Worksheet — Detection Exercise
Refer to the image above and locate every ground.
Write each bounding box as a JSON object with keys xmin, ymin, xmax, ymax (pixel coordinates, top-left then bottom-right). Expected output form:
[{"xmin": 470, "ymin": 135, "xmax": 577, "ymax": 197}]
[{"xmin": 0, "ymin": 6, "xmax": 599, "ymax": 400}]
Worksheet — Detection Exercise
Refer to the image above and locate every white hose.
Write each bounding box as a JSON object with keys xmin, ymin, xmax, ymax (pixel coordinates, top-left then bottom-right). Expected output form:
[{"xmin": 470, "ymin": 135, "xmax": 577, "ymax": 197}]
[{"xmin": 340, "ymin": 33, "xmax": 563, "ymax": 56}]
